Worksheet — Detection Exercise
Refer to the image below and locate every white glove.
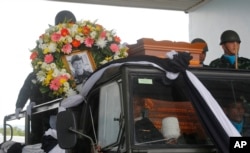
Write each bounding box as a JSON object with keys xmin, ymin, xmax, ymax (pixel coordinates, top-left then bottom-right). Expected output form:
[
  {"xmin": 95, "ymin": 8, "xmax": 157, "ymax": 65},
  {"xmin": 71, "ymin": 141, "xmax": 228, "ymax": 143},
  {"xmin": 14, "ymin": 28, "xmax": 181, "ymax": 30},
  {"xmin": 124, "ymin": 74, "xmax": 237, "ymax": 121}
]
[
  {"xmin": 26, "ymin": 102, "xmax": 36, "ymax": 116},
  {"xmin": 15, "ymin": 108, "xmax": 22, "ymax": 119},
  {"xmin": 58, "ymin": 106, "xmax": 66, "ymax": 112}
]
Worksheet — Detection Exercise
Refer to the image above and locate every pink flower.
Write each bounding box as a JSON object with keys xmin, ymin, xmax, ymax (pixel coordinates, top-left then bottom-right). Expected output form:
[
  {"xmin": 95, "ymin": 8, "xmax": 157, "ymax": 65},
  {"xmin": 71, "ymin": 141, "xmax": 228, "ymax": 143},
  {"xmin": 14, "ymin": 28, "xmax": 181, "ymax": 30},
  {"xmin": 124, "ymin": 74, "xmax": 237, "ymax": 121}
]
[
  {"xmin": 51, "ymin": 33, "xmax": 61, "ymax": 42},
  {"xmin": 50, "ymin": 78, "xmax": 61, "ymax": 91},
  {"xmin": 100, "ymin": 31, "xmax": 106, "ymax": 39},
  {"xmin": 44, "ymin": 54, "xmax": 54, "ymax": 63},
  {"xmin": 84, "ymin": 37, "xmax": 94, "ymax": 47},
  {"xmin": 30, "ymin": 51, "xmax": 38, "ymax": 60},
  {"xmin": 62, "ymin": 43, "xmax": 72, "ymax": 54},
  {"xmin": 109, "ymin": 43, "xmax": 119, "ymax": 52}
]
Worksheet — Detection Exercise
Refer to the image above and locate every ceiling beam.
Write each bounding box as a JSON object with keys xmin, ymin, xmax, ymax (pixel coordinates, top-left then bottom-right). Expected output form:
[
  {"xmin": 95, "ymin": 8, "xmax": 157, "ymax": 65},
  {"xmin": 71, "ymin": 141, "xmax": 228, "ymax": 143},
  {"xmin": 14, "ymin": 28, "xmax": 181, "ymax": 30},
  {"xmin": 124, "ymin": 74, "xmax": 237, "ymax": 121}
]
[{"xmin": 47, "ymin": 0, "xmax": 211, "ymax": 13}]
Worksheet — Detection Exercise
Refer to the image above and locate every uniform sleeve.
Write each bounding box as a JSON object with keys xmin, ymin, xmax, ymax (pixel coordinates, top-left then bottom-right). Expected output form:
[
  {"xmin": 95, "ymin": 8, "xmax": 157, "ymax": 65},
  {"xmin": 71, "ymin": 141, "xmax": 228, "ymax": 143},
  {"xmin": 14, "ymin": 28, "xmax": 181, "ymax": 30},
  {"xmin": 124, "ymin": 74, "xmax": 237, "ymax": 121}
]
[{"xmin": 15, "ymin": 72, "xmax": 35, "ymax": 109}]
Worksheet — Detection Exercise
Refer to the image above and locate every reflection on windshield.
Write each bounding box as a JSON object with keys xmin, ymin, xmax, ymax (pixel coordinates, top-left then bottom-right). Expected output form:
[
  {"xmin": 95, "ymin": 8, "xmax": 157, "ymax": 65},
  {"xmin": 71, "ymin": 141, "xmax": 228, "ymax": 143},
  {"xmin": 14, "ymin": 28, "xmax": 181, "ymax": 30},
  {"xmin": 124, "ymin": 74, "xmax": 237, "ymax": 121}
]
[
  {"xmin": 130, "ymin": 74, "xmax": 213, "ymax": 146},
  {"xmin": 133, "ymin": 97, "xmax": 212, "ymax": 145},
  {"xmin": 130, "ymin": 71, "xmax": 250, "ymax": 147},
  {"xmin": 201, "ymin": 79, "xmax": 250, "ymax": 137}
]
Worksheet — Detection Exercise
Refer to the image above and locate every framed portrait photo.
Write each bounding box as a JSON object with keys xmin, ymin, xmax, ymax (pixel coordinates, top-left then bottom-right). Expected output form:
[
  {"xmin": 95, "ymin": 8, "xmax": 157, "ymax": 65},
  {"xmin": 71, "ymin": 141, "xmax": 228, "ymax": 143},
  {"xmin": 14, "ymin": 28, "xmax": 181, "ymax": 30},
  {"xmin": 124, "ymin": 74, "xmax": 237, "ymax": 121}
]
[{"xmin": 62, "ymin": 50, "xmax": 96, "ymax": 85}]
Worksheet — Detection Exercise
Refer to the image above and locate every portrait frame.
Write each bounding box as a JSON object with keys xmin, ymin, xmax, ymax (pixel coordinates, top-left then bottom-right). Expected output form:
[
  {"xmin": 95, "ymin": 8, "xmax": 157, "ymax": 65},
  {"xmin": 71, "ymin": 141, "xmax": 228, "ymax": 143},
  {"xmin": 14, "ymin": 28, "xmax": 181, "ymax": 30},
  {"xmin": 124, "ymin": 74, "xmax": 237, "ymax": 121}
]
[{"xmin": 62, "ymin": 50, "xmax": 96, "ymax": 84}]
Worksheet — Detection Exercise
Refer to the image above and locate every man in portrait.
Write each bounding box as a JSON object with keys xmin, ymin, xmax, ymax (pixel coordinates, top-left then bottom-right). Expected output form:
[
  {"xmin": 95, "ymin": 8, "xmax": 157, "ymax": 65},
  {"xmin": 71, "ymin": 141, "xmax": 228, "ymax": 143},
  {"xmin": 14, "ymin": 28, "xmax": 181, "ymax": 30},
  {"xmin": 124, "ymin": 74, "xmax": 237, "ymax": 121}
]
[{"xmin": 71, "ymin": 54, "xmax": 92, "ymax": 84}]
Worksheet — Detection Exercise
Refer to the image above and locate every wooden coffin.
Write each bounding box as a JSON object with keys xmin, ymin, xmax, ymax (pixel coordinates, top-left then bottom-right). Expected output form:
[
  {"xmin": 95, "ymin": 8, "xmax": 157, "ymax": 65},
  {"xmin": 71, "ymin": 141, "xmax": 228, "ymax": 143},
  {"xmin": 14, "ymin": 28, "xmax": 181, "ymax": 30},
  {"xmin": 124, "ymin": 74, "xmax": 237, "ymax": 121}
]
[{"xmin": 128, "ymin": 38, "xmax": 205, "ymax": 67}]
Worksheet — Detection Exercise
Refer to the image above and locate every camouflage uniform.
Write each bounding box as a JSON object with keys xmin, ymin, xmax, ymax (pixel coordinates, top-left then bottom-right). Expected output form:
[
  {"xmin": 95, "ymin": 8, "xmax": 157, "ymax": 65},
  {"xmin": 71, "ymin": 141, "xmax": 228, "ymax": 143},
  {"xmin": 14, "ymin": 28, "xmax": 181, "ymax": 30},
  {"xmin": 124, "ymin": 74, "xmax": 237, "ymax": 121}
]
[{"xmin": 209, "ymin": 55, "xmax": 250, "ymax": 70}]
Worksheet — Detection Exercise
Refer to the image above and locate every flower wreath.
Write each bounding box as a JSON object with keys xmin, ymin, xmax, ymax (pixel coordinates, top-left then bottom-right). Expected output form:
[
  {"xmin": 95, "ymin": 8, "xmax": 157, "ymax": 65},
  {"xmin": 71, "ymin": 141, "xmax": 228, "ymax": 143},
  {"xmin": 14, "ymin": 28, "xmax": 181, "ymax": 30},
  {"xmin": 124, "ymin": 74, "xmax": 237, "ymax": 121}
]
[{"xmin": 30, "ymin": 19, "xmax": 128, "ymax": 99}]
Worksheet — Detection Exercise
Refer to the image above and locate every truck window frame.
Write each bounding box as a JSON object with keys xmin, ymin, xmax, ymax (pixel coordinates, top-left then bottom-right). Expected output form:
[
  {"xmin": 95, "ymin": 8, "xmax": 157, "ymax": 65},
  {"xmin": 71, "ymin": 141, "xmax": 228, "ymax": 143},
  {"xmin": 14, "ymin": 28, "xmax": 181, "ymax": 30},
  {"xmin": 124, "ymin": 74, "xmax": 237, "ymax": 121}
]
[{"xmin": 122, "ymin": 66, "xmax": 216, "ymax": 151}]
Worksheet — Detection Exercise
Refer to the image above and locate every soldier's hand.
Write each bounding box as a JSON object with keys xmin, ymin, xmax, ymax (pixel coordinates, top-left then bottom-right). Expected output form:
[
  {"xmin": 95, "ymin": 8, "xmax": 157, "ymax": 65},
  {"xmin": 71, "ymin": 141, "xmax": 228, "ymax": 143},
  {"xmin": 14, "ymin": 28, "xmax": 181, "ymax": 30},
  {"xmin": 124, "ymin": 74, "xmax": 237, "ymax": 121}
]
[
  {"xmin": 26, "ymin": 102, "xmax": 36, "ymax": 116},
  {"xmin": 15, "ymin": 108, "xmax": 22, "ymax": 119}
]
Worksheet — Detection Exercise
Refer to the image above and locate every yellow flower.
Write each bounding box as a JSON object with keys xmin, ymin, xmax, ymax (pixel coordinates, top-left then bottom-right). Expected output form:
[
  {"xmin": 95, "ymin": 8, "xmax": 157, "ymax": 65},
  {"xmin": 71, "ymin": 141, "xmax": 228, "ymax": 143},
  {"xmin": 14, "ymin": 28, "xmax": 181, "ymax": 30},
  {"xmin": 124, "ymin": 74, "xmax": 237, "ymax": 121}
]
[
  {"xmin": 43, "ymin": 48, "xmax": 49, "ymax": 54},
  {"xmin": 105, "ymin": 56, "xmax": 113, "ymax": 61},
  {"xmin": 43, "ymin": 71, "xmax": 53, "ymax": 86},
  {"xmin": 60, "ymin": 77, "xmax": 67, "ymax": 84}
]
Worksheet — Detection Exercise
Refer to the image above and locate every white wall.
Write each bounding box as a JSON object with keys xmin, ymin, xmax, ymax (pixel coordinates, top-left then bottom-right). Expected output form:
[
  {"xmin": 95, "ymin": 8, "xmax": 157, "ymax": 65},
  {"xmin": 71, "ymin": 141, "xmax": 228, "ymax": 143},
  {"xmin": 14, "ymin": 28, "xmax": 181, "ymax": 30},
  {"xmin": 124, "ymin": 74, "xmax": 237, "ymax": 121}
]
[{"xmin": 189, "ymin": 0, "xmax": 250, "ymax": 65}]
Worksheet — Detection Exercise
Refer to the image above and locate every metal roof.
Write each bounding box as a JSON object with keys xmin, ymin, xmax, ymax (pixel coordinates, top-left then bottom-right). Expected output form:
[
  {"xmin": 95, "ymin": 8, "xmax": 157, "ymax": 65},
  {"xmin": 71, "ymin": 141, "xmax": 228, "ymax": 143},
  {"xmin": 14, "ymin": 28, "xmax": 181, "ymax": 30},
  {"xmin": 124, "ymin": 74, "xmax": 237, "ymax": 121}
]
[{"xmin": 48, "ymin": 0, "xmax": 211, "ymax": 13}]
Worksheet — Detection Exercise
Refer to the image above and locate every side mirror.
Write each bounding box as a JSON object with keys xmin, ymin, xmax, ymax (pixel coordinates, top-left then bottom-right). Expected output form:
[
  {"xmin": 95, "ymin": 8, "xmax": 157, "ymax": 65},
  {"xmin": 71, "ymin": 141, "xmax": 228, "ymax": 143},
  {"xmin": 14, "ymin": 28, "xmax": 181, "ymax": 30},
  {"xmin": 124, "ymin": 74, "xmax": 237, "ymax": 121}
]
[{"xmin": 56, "ymin": 110, "xmax": 77, "ymax": 149}]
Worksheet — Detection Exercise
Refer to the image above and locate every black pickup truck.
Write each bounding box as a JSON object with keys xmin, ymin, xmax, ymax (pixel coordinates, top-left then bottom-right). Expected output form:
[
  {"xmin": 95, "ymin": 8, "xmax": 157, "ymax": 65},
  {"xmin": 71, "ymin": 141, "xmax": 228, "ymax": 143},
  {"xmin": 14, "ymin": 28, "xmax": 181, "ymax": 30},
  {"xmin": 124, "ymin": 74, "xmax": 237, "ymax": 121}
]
[{"xmin": 3, "ymin": 55, "xmax": 250, "ymax": 153}]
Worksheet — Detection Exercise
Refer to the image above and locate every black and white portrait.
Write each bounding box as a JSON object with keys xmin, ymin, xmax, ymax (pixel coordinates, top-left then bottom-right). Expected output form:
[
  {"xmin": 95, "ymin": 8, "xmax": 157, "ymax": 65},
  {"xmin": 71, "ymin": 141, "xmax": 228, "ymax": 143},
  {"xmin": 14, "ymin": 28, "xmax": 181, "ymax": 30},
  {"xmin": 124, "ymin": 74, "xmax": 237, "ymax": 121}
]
[{"xmin": 65, "ymin": 51, "xmax": 95, "ymax": 85}]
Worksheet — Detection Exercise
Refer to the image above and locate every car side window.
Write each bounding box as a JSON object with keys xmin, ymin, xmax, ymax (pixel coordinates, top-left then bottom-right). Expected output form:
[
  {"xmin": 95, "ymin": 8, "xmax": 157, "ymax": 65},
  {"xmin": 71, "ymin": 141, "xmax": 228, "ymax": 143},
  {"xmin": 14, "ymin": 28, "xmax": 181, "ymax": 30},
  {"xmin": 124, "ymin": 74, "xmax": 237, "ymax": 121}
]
[{"xmin": 98, "ymin": 82, "xmax": 122, "ymax": 148}]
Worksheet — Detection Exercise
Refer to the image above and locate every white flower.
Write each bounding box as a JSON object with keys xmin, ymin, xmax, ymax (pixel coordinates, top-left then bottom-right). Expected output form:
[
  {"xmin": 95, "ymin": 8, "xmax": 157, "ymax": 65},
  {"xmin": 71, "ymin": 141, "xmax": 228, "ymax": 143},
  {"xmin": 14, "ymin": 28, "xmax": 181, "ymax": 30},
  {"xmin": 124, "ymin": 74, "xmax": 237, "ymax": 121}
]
[
  {"xmin": 90, "ymin": 31, "xmax": 97, "ymax": 39},
  {"xmin": 82, "ymin": 20, "xmax": 88, "ymax": 26},
  {"xmin": 38, "ymin": 38, "xmax": 43, "ymax": 45},
  {"xmin": 63, "ymin": 82, "xmax": 70, "ymax": 92},
  {"xmin": 106, "ymin": 32, "xmax": 113, "ymax": 41},
  {"xmin": 65, "ymin": 88, "xmax": 78, "ymax": 97},
  {"xmin": 44, "ymin": 32, "xmax": 51, "ymax": 38},
  {"xmin": 71, "ymin": 24, "xmax": 78, "ymax": 34},
  {"xmin": 110, "ymin": 30, "xmax": 116, "ymax": 35},
  {"xmin": 50, "ymin": 63, "xmax": 57, "ymax": 69},
  {"xmin": 45, "ymin": 27, "xmax": 53, "ymax": 34},
  {"xmin": 36, "ymin": 71, "xmax": 46, "ymax": 82},
  {"xmin": 113, "ymin": 54, "xmax": 120, "ymax": 60},
  {"xmin": 41, "ymin": 63, "xmax": 51, "ymax": 71},
  {"xmin": 75, "ymin": 35, "xmax": 84, "ymax": 43},
  {"xmin": 95, "ymin": 38, "xmax": 107, "ymax": 48},
  {"xmin": 65, "ymin": 73, "xmax": 71, "ymax": 78},
  {"xmin": 100, "ymin": 60, "xmax": 108, "ymax": 65},
  {"xmin": 59, "ymin": 69, "xmax": 71, "ymax": 78},
  {"xmin": 39, "ymin": 43, "xmax": 46, "ymax": 50},
  {"xmin": 52, "ymin": 69, "xmax": 60, "ymax": 77},
  {"xmin": 65, "ymin": 35, "xmax": 73, "ymax": 43},
  {"xmin": 60, "ymin": 68, "xmax": 67, "ymax": 74},
  {"xmin": 48, "ymin": 42, "xmax": 57, "ymax": 52},
  {"xmin": 124, "ymin": 52, "xmax": 128, "ymax": 57},
  {"xmin": 106, "ymin": 31, "xmax": 111, "ymax": 37},
  {"xmin": 107, "ymin": 36, "xmax": 113, "ymax": 42}
]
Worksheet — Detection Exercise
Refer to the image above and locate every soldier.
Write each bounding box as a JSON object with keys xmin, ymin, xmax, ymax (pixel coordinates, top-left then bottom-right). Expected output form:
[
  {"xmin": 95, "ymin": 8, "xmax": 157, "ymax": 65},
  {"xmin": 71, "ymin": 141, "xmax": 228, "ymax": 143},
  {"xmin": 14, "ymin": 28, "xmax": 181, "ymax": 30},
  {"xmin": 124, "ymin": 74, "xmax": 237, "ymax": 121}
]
[
  {"xmin": 209, "ymin": 30, "xmax": 250, "ymax": 69},
  {"xmin": 191, "ymin": 38, "xmax": 209, "ymax": 67},
  {"xmin": 221, "ymin": 98, "xmax": 250, "ymax": 136},
  {"xmin": 15, "ymin": 10, "xmax": 76, "ymax": 144}
]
